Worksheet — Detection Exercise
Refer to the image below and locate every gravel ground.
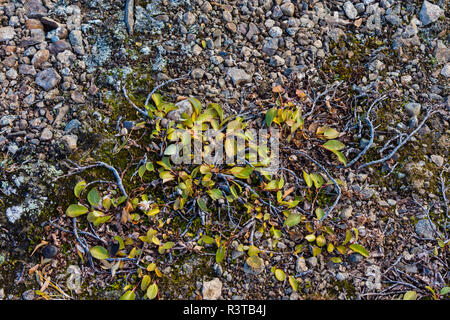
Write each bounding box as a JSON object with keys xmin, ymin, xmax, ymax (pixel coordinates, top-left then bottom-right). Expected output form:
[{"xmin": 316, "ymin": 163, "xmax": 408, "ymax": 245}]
[{"xmin": 0, "ymin": 0, "xmax": 448, "ymax": 300}]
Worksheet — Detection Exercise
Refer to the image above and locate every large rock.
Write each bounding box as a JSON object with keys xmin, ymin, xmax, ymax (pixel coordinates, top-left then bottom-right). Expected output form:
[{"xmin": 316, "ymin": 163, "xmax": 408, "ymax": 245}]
[
  {"xmin": 226, "ymin": 67, "xmax": 252, "ymax": 85},
  {"xmin": 202, "ymin": 278, "xmax": 222, "ymax": 300},
  {"xmin": 0, "ymin": 27, "xmax": 16, "ymax": 42},
  {"xmin": 343, "ymin": 1, "xmax": 358, "ymax": 20},
  {"xmin": 419, "ymin": 1, "xmax": 444, "ymax": 26},
  {"xmin": 35, "ymin": 68, "xmax": 61, "ymax": 91}
]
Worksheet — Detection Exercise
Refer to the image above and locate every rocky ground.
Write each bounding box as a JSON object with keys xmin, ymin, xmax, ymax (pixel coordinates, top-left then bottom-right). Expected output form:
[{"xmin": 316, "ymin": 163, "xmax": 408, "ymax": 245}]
[{"xmin": 0, "ymin": 0, "xmax": 448, "ymax": 300}]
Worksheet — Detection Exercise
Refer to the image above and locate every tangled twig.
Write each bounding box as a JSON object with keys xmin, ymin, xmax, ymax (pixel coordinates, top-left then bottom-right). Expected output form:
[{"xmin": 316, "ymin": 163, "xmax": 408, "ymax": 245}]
[{"xmin": 359, "ymin": 105, "xmax": 442, "ymax": 169}]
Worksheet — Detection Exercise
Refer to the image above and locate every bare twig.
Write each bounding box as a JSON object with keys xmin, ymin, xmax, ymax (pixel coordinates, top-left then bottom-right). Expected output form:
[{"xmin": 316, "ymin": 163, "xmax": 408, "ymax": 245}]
[
  {"xmin": 144, "ymin": 74, "xmax": 190, "ymax": 107},
  {"xmin": 340, "ymin": 95, "xmax": 387, "ymax": 168},
  {"xmin": 359, "ymin": 106, "xmax": 441, "ymax": 169}
]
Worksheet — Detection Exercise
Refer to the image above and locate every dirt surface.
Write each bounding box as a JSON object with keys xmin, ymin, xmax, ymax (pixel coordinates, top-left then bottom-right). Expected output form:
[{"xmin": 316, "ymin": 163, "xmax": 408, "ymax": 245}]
[{"xmin": 0, "ymin": 0, "xmax": 448, "ymax": 300}]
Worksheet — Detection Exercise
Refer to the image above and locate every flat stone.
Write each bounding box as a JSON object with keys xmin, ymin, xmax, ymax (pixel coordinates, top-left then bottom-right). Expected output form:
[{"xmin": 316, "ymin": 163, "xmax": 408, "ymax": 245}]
[
  {"xmin": 24, "ymin": 0, "xmax": 48, "ymax": 19},
  {"xmin": 61, "ymin": 134, "xmax": 78, "ymax": 152},
  {"xmin": 18, "ymin": 64, "xmax": 37, "ymax": 76},
  {"xmin": 202, "ymin": 278, "xmax": 222, "ymax": 300},
  {"xmin": 69, "ymin": 30, "xmax": 85, "ymax": 55},
  {"xmin": 35, "ymin": 68, "xmax": 61, "ymax": 91},
  {"xmin": 419, "ymin": 1, "xmax": 444, "ymax": 26},
  {"xmin": 226, "ymin": 67, "xmax": 252, "ymax": 85},
  {"xmin": 48, "ymin": 40, "xmax": 72, "ymax": 54},
  {"xmin": 0, "ymin": 27, "xmax": 16, "ymax": 42},
  {"xmin": 71, "ymin": 90, "xmax": 85, "ymax": 103},
  {"xmin": 430, "ymin": 155, "xmax": 444, "ymax": 167},
  {"xmin": 280, "ymin": 2, "xmax": 295, "ymax": 17},
  {"xmin": 415, "ymin": 219, "xmax": 438, "ymax": 239},
  {"xmin": 25, "ymin": 19, "xmax": 44, "ymax": 30}
]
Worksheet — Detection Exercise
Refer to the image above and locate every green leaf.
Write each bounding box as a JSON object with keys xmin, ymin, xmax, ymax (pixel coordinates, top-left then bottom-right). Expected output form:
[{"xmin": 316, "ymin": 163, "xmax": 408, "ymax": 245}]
[
  {"xmin": 164, "ymin": 144, "xmax": 178, "ymax": 156},
  {"xmin": 119, "ymin": 290, "xmax": 135, "ymax": 300},
  {"xmin": 87, "ymin": 188, "xmax": 101, "ymax": 207},
  {"xmin": 89, "ymin": 246, "xmax": 110, "ymax": 260},
  {"xmin": 342, "ymin": 230, "xmax": 352, "ymax": 245},
  {"xmin": 322, "ymin": 127, "xmax": 340, "ymax": 139},
  {"xmin": 265, "ymin": 108, "xmax": 277, "ymax": 127},
  {"xmin": 66, "ymin": 204, "xmax": 89, "ymax": 217},
  {"xmin": 323, "ymin": 140, "xmax": 345, "ymax": 151},
  {"xmin": 403, "ymin": 291, "xmax": 417, "ymax": 300},
  {"xmin": 316, "ymin": 235, "xmax": 326, "ymax": 247},
  {"xmin": 159, "ymin": 171, "xmax": 175, "ymax": 183},
  {"xmin": 315, "ymin": 208, "xmax": 325, "ymax": 220},
  {"xmin": 197, "ymin": 198, "xmax": 209, "ymax": 212},
  {"xmin": 138, "ymin": 165, "xmax": 146, "ymax": 178},
  {"xmin": 227, "ymin": 166, "xmax": 254, "ymax": 179},
  {"xmin": 289, "ymin": 275, "xmax": 298, "ymax": 291},
  {"xmin": 246, "ymin": 255, "xmax": 263, "ymax": 269},
  {"xmin": 310, "ymin": 173, "xmax": 324, "ymax": 189},
  {"xmin": 208, "ymin": 103, "xmax": 224, "ymax": 121},
  {"xmin": 160, "ymin": 241, "xmax": 175, "ymax": 250},
  {"xmin": 141, "ymin": 275, "xmax": 151, "ymax": 291},
  {"xmin": 188, "ymin": 97, "xmax": 202, "ymax": 115},
  {"xmin": 440, "ymin": 287, "xmax": 450, "ymax": 296},
  {"xmin": 208, "ymin": 188, "xmax": 223, "ymax": 200},
  {"xmin": 331, "ymin": 257, "xmax": 342, "ymax": 264},
  {"xmin": 284, "ymin": 213, "xmax": 301, "ymax": 228},
  {"xmin": 74, "ymin": 180, "xmax": 86, "ymax": 198},
  {"xmin": 247, "ymin": 245, "xmax": 260, "ymax": 257},
  {"xmin": 303, "ymin": 171, "xmax": 312, "ymax": 188},
  {"xmin": 151, "ymin": 93, "xmax": 163, "ymax": 107},
  {"xmin": 200, "ymin": 235, "xmax": 215, "ymax": 245},
  {"xmin": 146, "ymin": 283, "xmax": 158, "ymax": 300},
  {"xmin": 216, "ymin": 245, "xmax": 226, "ymax": 264},
  {"xmin": 274, "ymin": 269, "xmax": 286, "ymax": 281},
  {"xmin": 349, "ymin": 243, "xmax": 370, "ymax": 258},
  {"xmin": 145, "ymin": 162, "xmax": 154, "ymax": 171},
  {"xmin": 332, "ymin": 150, "xmax": 347, "ymax": 166}
]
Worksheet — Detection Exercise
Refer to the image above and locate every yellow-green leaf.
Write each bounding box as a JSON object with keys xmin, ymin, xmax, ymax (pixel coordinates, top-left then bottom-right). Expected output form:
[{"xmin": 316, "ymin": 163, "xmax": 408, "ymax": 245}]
[
  {"xmin": 66, "ymin": 204, "xmax": 89, "ymax": 217},
  {"xmin": 349, "ymin": 243, "xmax": 370, "ymax": 258},
  {"xmin": 265, "ymin": 108, "xmax": 277, "ymax": 127},
  {"xmin": 146, "ymin": 283, "xmax": 158, "ymax": 300},
  {"xmin": 119, "ymin": 290, "xmax": 135, "ymax": 300},
  {"xmin": 90, "ymin": 246, "xmax": 110, "ymax": 260},
  {"xmin": 403, "ymin": 291, "xmax": 417, "ymax": 300},
  {"xmin": 274, "ymin": 269, "xmax": 286, "ymax": 281}
]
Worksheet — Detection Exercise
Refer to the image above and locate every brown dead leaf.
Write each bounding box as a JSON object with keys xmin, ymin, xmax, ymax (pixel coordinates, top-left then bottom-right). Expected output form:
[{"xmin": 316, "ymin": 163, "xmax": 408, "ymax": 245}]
[
  {"xmin": 296, "ymin": 89, "xmax": 306, "ymax": 99},
  {"xmin": 121, "ymin": 201, "xmax": 133, "ymax": 224},
  {"xmin": 272, "ymin": 85, "xmax": 285, "ymax": 93},
  {"xmin": 354, "ymin": 18, "xmax": 362, "ymax": 28},
  {"xmin": 28, "ymin": 263, "xmax": 41, "ymax": 275}
]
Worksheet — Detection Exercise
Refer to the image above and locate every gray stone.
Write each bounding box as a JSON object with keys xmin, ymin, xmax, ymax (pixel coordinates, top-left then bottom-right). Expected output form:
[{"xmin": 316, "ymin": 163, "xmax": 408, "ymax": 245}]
[
  {"xmin": 5, "ymin": 68, "xmax": 18, "ymax": 80},
  {"xmin": 22, "ymin": 289, "xmax": 36, "ymax": 300},
  {"xmin": 191, "ymin": 68, "xmax": 205, "ymax": 79},
  {"xmin": 0, "ymin": 26, "xmax": 16, "ymax": 42},
  {"xmin": 415, "ymin": 219, "xmax": 437, "ymax": 239},
  {"xmin": 343, "ymin": 1, "xmax": 358, "ymax": 20},
  {"xmin": 202, "ymin": 278, "xmax": 222, "ymax": 300},
  {"xmin": 306, "ymin": 257, "xmax": 318, "ymax": 268},
  {"xmin": 441, "ymin": 63, "xmax": 450, "ymax": 78},
  {"xmin": 430, "ymin": 155, "xmax": 444, "ymax": 167},
  {"xmin": 404, "ymin": 103, "xmax": 421, "ymax": 117},
  {"xmin": 166, "ymin": 99, "xmax": 193, "ymax": 121},
  {"xmin": 69, "ymin": 30, "xmax": 85, "ymax": 55},
  {"xmin": 24, "ymin": 0, "xmax": 48, "ymax": 19},
  {"xmin": 262, "ymin": 37, "xmax": 279, "ymax": 56},
  {"xmin": 348, "ymin": 253, "xmax": 364, "ymax": 264},
  {"xmin": 280, "ymin": 2, "xmax": 295, "ymax": 17},
  {"xmin": 226, "ymin": 68, "xmax": 252, "ymax": 85},
  {"xmin": 268, "ymin": 26, "xmax": 283, "ymax": 38},
  {"xmin": 269, "ymin": 55, "xmax": 285, "ymax": 67},
  {"xmin": 18, "ymin": 64, "xmax": 36, "ymax": 76},
  {"xmin": 65, "ymin": 119, "xmax": 82, "ymax": 133},
  {"xmin": 61, "ymin": 135, "xmax": 78, "ymax": 152},
  {"xmin": 40, "ymin": 127, "xmax": 53, "ymax": 141},
  {"xmin": 35, "ymin": 68, "xmax": 61, "ymax": 91},
  {"xmin": 419, "ymin": 1, "xmax": 444, "ymax": 26}
]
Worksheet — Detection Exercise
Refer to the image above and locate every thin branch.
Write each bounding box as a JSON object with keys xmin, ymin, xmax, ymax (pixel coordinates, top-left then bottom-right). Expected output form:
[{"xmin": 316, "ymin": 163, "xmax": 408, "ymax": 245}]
[{"xmin": 359, "ymin": 106, "xmax": 442, "ymax": 169}]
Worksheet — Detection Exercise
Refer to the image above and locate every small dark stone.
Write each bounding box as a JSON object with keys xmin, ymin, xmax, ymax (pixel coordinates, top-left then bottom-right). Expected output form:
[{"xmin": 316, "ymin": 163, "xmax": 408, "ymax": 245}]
[
  {"xmin": 348, "ymin": 253, "xmax": 363, "ymax": 264},
  {"xmin": 107, "ymin": 240, "xmax": 120, "ymax": 257},
  {"xmin": 42, "ymin": 245, "xmax": 58, "ymax": 259},
  {"xmin": 123, "ymin": 121, "xmax": 135, "ymax": 130}
]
